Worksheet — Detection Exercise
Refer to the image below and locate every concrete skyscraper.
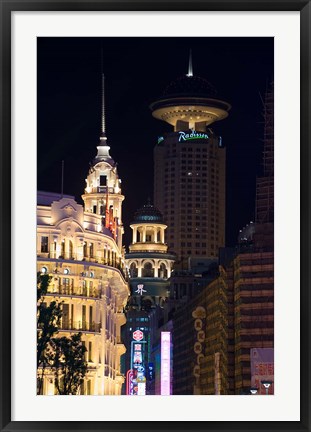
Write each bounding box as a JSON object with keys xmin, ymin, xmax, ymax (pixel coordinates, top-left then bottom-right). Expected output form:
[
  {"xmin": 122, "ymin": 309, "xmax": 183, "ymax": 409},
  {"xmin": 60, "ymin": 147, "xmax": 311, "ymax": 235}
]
[{"xmin": 151, "ymin": 55, "xmax": 231, "ymax": 265}]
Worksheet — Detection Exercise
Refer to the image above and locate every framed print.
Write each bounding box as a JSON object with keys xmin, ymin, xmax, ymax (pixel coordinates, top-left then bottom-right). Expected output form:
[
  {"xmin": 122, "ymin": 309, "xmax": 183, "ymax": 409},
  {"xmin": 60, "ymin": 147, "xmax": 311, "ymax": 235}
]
[{"xmin": 1, "ymin": 1, "xmax": 310, "ymax": 431}]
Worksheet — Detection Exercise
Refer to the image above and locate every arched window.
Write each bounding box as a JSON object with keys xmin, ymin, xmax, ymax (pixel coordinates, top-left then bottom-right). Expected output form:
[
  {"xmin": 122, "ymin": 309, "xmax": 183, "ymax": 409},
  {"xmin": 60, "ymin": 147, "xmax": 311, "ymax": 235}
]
[
  {"xmin": 141, "ymin": 298, "xmax": 153, "ymax": 312},
  {"xmin": 89, "ymin": 243, "xmax": 94, "ymax": 258},
  {"xmin": 69, "ymin": 240, "xmax": 73, "ymax": 259},
  {"xmin": 142, "ymin": 262, "xmax": 154, "ymax": 278},
  {"xmin": 159, "ymin": 263, "xmax": 168, "ymax": 279},
  {"xmin": 61, "ymin": 240, "xmax": 65, "ymax": 258},
  {"xmin": 129, "ymin": 263, "xmax": 138, "ymax": 278}
]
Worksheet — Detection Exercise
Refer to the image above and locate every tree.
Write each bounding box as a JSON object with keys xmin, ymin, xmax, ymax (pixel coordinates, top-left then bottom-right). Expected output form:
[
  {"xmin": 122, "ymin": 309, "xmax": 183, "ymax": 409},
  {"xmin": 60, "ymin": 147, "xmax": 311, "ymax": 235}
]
[
  {"xmin": 37, "ymin": 273, "xmax": 63, "ymax": 366},
  {"xmin": 50, "ymin": 332, "xmax": 87, "ymax": 395},
  {"xmin": 37, "ymin": 273, "xmax": 63, "ymax": 394}
]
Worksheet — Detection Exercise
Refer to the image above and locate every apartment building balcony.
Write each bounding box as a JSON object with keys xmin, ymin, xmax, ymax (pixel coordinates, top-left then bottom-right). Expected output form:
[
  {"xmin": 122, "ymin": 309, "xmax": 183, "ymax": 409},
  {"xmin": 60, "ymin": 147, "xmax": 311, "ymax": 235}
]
[
  {"xmin": 46, "ymin": 285, "xmax": 102, "ymax": 299},
  {"xmin": 37, "ymin": 252, "xmax": 126, "ymax": 279},
  {"xmin": 59, "ymin": 320, "xmax": 101, "ymax": 333}
]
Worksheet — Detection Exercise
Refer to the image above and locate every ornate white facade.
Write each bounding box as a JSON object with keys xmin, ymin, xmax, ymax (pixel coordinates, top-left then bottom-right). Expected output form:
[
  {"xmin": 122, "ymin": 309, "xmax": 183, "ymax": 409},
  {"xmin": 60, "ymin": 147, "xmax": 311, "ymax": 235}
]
[{"xmin": 37, "ymin": 74, "xmax": 129, "ymax": 395}]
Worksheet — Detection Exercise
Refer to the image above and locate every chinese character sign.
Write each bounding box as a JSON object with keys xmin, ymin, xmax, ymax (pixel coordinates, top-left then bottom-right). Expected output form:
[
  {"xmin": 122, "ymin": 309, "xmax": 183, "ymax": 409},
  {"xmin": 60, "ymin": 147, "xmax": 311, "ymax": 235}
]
[
  {"xmin": 135, "ymin": 284, "xmax": 147, "ymax": 295},
  {"xmin": 250, "ymin": 348, "xmax": 274, "ymax": 394}
]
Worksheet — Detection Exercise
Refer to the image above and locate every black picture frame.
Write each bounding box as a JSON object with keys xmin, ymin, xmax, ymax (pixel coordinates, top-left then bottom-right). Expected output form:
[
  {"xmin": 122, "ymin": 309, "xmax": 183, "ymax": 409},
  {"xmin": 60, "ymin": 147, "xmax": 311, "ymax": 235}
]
[{"xmin": 1, "ymin": 1, "xmax": 309, "ymax": 431}]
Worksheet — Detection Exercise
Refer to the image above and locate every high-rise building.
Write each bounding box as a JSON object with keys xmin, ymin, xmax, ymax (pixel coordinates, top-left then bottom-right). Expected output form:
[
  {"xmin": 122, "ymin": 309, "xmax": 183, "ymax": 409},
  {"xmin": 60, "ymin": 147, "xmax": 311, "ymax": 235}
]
[
  {"xmin": 36, "ymin": 75, "xmax": 130, "ymax": 395},
  {"xmin": 232, "ymin": 249, "xmax": 274, "ymax": 395},
  {"xmin": 256, "ymin": 85, "xmax": 274, "ymax": 224},
  {"xmin": 151, "ymin": 55, "xmax": 231, "ymax": 265},
  {"xmin": 124, "ymin": 203, "xmax": 175, "ymax": 395},
  {"xmin": 172, "ymin": 258, "xmax": 234, "ymax": 396}
]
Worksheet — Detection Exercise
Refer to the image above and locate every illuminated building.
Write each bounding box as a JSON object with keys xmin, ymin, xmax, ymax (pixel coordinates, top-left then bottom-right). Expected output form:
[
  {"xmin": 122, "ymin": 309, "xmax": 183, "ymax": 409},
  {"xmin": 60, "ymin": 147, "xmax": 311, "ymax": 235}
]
[
  {"xmin": 37, "ymin": 74, "xmax": 130, "ymax": 395},
  {"xmin": 232, "ymin": 249, "xmax": 274, "ymax": 394},
  {"xmin": 124, "ymin": 203, "xmax": 175, "ymax": 395},
  {"xmin": 172, "ymin": 257, "xmax": 234, "ymax": 395},
  {"xmin": 151, "ymin": 54, "xmax": 230, "ymax": 264}
]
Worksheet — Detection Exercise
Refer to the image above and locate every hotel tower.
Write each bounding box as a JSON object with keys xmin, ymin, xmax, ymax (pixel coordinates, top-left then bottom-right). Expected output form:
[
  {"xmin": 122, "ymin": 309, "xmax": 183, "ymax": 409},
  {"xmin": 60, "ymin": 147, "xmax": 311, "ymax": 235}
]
[{"xmin": 151, "ymin": 54, "xmax": 231, "ymax": 264}]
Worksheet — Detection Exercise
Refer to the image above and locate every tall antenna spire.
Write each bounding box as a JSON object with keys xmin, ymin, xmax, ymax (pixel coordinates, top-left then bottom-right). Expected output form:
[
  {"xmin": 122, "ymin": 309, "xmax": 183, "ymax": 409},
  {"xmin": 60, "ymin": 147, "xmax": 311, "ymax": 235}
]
[
  {"xmin": 101, "ymin": 73, "xmax": 107, "ymax": 140},
  {"xmin": 186, "ymin": 49, "xmax": 193, "ymax": 77},
  {"xmin": 94, "ymin": 49, "xmax": 114, "ymax": 165}
]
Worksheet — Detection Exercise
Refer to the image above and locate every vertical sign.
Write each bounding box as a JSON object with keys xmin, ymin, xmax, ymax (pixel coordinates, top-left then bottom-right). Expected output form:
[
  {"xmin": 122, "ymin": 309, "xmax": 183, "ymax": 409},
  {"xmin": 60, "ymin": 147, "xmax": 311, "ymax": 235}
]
[{"xmin": 161, "ymin": 332, "xmax": 171, "ymax": 395}]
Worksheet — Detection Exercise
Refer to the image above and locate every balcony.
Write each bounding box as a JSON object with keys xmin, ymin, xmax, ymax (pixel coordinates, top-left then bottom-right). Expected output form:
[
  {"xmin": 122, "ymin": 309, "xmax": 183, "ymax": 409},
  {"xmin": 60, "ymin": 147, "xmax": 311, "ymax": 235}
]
[
  {"xmin": 86, "ymin": 186, "xmax": 114, "ymax": 194},
  {"xmin": 47, "ymin": 286, "xmax": 102, "ymax": 299},
  {"xmin": 37, "ymin": 252, "xmax": 126, "ymax": 279},
  {"xmin": 59, "ymin": 320, "xmax": 101, "ymax": 333}
]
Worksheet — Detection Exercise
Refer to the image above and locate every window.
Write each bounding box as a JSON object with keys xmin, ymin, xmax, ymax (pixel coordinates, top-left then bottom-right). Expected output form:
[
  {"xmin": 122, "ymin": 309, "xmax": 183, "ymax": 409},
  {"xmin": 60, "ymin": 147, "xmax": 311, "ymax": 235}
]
[
  {"xmin": 100, "ymin": 175, "xmax": 107, "ymax": 186},
  {"xmin": 41, "ymin": 236, "xmax": 49, "ymax": 253},
  {"xmin": 69, "ymin": 240, "xmax": 73, "ymax": 259},
  {"xmin": 130, "ymin": 263, "xmax": 138, "ymax": 278},
  {"xmin": 89, "ymin": 306, "xmax": 93, "ymax": 328},
  {"xmin": 142, "ymin": 262, "xmax": 154, "ymax": 278},
  {"xmin": 88, "ymin": 342, "xmax": 92, "ymax": 362}
]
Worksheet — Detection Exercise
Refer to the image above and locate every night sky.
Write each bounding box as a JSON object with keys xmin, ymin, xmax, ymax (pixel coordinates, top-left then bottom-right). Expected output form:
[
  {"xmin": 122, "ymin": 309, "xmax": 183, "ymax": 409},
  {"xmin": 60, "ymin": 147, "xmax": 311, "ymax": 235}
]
[{"xmin": 37, "ymin": 37, "xmax": 273, "ymax": 249}]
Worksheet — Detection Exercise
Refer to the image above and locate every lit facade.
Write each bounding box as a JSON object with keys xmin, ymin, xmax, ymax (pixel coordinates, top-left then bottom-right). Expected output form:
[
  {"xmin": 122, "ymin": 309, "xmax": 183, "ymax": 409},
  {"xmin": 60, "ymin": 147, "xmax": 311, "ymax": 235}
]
[{"xmin": 37, "ymin": 74, "xmax": 130, "ymax": 395}]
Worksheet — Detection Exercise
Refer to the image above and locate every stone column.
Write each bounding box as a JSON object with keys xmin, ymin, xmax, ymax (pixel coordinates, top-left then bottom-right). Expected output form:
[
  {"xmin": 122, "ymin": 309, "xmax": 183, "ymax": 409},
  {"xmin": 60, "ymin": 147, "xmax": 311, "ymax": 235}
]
[
  {"xmin": 137, "ymin": 261, "xmax": 142, "ymax": 277},
  {"xmin": 154, "ymin": 260, "xmax": 159, "ymax": 277},
  {"xmin": 160, "ymin": 228, "xmax": 165, "ymax": 244},
  {"xmin": 133, "ymin": 226, "xmax": 137, "ymax": 244},
  {"xmin": 167, "ymin": 263, "xmax": 172, "ymax": 278}
]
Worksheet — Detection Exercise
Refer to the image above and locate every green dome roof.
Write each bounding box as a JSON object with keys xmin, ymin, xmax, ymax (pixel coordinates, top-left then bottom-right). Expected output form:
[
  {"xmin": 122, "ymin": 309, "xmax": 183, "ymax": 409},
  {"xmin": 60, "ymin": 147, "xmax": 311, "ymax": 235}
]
[{"xmin": 133, "ymin": 203, "xmax": 164, "ymax": 223}]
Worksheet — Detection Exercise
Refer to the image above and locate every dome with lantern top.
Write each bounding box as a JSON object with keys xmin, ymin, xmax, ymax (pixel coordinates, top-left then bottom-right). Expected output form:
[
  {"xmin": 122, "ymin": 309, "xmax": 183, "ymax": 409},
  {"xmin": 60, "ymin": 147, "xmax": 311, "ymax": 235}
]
[
  {"xmin": 150, "ymin": 53, "xmax": 231, "ymax": 128},
  {"xmin": 163, "ymin": 75, "xmax": 218, "ymax": 98},
  {"xmin": 132, "ymin": 203, "xmax": 164, "ymax": 224}
]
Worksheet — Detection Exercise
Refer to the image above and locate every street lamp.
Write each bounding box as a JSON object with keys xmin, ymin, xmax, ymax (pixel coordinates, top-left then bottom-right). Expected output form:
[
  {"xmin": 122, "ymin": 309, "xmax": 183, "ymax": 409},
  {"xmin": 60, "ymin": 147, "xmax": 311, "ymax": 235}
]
[
  {"xmin": 250, "ymin": 387, "xmax": 258, "ymax": 395},
  {"xmin": 261, "ymin": 380, "xmax": 273, "ymax": 395}
]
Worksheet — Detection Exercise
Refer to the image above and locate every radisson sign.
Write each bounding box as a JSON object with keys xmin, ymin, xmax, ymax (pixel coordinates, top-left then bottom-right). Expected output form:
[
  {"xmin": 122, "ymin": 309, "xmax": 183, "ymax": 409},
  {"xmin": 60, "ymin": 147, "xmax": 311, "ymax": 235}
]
[{"xmin": 178, "ymin": 129, "xmax": 209, "ymax": 142}]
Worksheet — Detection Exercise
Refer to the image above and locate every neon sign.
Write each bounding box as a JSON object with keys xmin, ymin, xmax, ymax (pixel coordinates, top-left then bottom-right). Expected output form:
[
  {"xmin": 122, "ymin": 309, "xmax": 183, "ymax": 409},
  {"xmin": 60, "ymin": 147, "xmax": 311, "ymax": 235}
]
[
  {"xmin": 178, "ymin": 129, "xmax": 209, "ymax": 142},
  {"xmin": 161, "ymin": 332, "xmax": 171, "ymax": 395},
  {"xmin": 135, "ymin": 284, "xmax": 147, "ymax": 295},
  {"xmin": 130, "ymin": 340, "xmax": 147, "ymax": 396},
  {"xmin": 133, "ymin": 329, "xmax": 144, "ymax": 341}
]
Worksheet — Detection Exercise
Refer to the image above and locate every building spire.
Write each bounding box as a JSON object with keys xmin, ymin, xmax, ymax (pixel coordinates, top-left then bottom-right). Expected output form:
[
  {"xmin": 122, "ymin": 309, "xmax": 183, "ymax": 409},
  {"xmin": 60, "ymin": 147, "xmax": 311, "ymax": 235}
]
[
  {"xmin": 186, "ymin": 49, "xmax": 193, "ymax": 77},
  {"xmin": 92, "ymin": 69, "xmax": 115, "ymax": 166},
  {"xmin": 101, "ymin": 73, "xmax": 107, "ymax": 140}
]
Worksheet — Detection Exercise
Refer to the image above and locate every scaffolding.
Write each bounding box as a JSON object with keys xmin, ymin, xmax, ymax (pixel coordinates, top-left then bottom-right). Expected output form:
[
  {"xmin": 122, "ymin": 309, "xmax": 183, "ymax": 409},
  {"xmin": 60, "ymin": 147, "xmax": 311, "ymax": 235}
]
[{"xmin": 256, "ymin": 85, "xmax": 274, "ymax": 224}]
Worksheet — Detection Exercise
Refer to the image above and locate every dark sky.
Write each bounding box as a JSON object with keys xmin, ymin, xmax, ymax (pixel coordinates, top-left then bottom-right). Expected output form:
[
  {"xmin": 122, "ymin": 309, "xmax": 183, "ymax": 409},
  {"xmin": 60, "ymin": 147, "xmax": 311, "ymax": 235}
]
[{"xmin": 37, "ymin": 37, "xmax": 273, "ymax": 248}]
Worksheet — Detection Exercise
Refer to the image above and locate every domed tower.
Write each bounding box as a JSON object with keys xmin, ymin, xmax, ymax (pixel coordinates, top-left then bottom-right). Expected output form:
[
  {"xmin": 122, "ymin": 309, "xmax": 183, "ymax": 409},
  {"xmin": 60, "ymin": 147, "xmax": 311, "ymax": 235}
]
[
  {"xmin": 82, "ymin": 75, "xmax": 124, "ymax": 252},
  {"xmin": 151, "ymin": 52, "xmax": 231, "ymax": 264},
  {"xmin": 123, "ymin": 202, "xmax": 175, "ymax": 395},
  {"xmin": 126, "ymin": 202, "xmax": 175, "ymax": 288}
]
